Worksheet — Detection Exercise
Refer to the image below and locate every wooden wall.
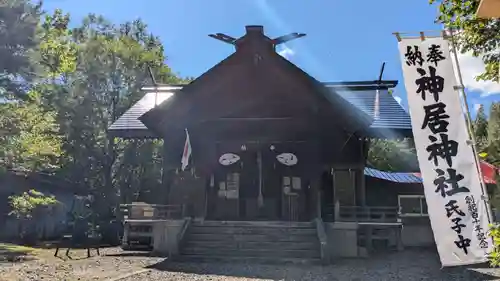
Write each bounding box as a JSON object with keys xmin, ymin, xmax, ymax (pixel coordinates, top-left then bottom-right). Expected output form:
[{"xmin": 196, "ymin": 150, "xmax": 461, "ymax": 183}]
[{"xmin": 365, "ymin": 177, "xmax": 423, "ymax": 207}]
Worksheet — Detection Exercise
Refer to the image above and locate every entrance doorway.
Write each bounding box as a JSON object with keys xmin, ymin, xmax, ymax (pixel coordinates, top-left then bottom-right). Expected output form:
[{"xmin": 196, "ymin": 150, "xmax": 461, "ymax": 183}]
[{"xmin": 208, "ymin": 142, "xmax": 307, "ymax": 221}]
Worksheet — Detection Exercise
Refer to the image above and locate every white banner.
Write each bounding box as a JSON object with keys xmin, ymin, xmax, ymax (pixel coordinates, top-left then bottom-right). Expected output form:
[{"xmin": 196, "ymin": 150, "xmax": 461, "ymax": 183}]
[{"xmin": 397, "ymin": 36, "xmax": 492, "ymax": 266}]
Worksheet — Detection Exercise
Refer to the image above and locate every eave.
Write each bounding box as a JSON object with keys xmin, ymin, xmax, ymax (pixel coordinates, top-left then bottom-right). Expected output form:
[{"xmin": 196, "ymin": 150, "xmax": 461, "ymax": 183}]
[{"xmin": 476, "ymin": 0, "xmax": 500, "ymax": 18}]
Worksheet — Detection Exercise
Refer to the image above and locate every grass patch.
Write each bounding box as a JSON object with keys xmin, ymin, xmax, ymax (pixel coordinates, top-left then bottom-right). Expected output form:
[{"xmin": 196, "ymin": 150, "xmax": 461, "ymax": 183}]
[
  {"xmin": 0, "ymin": 243, "xmax": 38, "ymax": 253},
  {"xmin": 0, "ymin": 243, "xmax": 39, "ymax": 262}
]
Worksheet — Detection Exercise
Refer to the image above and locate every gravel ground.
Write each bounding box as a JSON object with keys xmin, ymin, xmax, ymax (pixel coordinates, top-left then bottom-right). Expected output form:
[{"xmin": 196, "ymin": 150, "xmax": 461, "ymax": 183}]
[
  {"xmin": 121, "ymin": 249, "xmax": 500, "ymax": 281},
  {"xmin": 2, "ymin": 248, "xmax": 500, "ymax": 281},
  {"xmin": 0, "ymin": 247, "xmax": 163, "ymax": 281}
]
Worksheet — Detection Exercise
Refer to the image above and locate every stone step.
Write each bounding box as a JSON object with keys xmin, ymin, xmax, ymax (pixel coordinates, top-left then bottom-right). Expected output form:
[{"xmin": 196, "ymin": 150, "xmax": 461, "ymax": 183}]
[
  {"xmin": 176, "ymin": 254, "xmax": 321, "ymax": 265},
  {"xmin": 188, "ymin": 226, "xmax": 317, "ymax": 235},
  {"xmin": 186, "ymin": 233, "xmax": 318, "ymax": 242},
  {"xmin": 184, "ymin": 240, "xmax": 319, "ymax": 250},
  {"xmin": 181, "ymin": 247, "xmax": 321, "ymax": 259},
  {"xmin": 192, "ymin": 220, "xmax": 315, "ymax": 228},
  {"xmin": 179, "ymin": 221, "xmax": 321, "ymax": 264}
]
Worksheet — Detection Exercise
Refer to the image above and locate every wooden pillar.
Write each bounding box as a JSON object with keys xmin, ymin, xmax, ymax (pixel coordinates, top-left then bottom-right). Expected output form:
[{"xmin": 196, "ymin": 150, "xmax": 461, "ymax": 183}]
[
  {"xmin": 161, "ymin": 137, "xmax": 177, "ymax": 205},
  {"xmin": 395, "ymin": 226, "xmax": 404, "ymax": 251},
  {"xmin": 365, "ymin": 225, "xmax": 373, "ymax": 254},
  {"xmin": 309, "ymin": 176, "xmax": 321, "ymax": 220},
  {"xmin": 359, "ymin": 139, "xmax": 369, "ymax": 206},
  {"xmin": 307, "ymin": 135, "xmax": 322, "ymax": 220},
  {"xmin": 122, "ymin": 222, "xmax": 129, "ymax": 247}
]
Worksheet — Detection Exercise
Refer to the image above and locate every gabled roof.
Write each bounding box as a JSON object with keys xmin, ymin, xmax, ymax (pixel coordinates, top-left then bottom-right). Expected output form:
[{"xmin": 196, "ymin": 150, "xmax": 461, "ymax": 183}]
[
  {"xmin": 139, "ymin": 52, "xmax": 241, "ymax": 135},
  {"xmin": 325, "ymin": 82, "xmax": 412, "ymax": 136},
  {"xmin": 108, "ymin": 81, "xmax": 413, "ymax": 139},
  {"xmin": 108, "ymin": 87, "xmax": 181, "ymax": 138},
  {"xmin": 272, "ymin": 54, "xmax": 373, "ymax": 133}
]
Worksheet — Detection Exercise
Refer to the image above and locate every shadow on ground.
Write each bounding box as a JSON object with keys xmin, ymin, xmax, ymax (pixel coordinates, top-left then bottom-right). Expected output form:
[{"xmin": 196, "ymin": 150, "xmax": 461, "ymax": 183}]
[
  {"xmin": 104, "ymin": 251, "xmax": 156, "ymax": 258},
  {"xmin": 0, "ymin": 241, "xmax": 117, "ymax": 263},
  {"xmin": 36, "ymin": 241, "xmax": 117, "ymax": 250},
  {"xmin": 145, "ymin": 249, "xmax": 500, "ymax": 281}
]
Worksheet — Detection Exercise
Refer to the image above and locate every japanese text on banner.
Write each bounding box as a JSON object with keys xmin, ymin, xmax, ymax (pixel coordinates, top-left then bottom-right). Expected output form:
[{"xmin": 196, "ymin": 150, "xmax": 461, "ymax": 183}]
[{"xmin": 398, "ymin": 36, "xmax": 491, "ymax": 267}]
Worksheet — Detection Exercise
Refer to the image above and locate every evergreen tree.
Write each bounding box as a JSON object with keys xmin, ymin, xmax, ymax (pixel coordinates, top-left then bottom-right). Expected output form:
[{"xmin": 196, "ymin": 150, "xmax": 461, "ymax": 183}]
[
  {"xmin": 474, "ymin": 104, "xmax": 489, "ymax": 154},
  {"xmin": 487, "ymin": 102, "xmax": 500, "ymax": 166},
  {"xmin": 0, "ymin": 0, "xmax": 42, "ymax": 99}
]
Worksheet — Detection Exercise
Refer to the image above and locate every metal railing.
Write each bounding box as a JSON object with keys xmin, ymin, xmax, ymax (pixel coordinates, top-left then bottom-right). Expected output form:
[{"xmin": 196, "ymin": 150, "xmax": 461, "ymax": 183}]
[
  {"xmin": 120, "ymin": 203, "xmax": 184, "ymax": 220},
  {"xmin": 323, "ymin": 202, "xmax": 400, "ymax": 223},
  {"xmin": 337, "ymin": 204, "xmax": 400, "ymax": 223}
]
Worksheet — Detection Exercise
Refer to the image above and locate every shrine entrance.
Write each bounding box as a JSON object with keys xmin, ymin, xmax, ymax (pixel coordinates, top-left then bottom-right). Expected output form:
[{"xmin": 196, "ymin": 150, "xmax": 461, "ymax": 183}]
[{"xmin": 207, "ymin": 142, "xmax": 309, "ymax": 221}]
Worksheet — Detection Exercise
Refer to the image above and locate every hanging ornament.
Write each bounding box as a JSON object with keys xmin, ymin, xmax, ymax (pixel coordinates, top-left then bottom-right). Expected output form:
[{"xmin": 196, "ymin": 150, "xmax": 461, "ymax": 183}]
[
  {"xmin": 219, "ymin": 153, "xmax": 241, "ymax": 166},
  {"xmin": 276, "ymin": 153, "xmax": 298, "ymax": 166}
]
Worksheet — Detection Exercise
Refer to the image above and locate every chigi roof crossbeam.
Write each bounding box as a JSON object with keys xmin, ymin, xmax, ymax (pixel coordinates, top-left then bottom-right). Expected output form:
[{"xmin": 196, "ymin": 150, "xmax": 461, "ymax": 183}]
[{"xmin": 208, "ymin": 25, "xmax": 306, "ymax": 47}]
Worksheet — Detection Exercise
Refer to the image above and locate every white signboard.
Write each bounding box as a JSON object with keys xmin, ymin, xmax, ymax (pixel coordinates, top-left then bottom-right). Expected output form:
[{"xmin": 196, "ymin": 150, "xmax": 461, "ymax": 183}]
[{"xmin": 398, "ymin": 36, "xmax": 492, "ymax": 266}]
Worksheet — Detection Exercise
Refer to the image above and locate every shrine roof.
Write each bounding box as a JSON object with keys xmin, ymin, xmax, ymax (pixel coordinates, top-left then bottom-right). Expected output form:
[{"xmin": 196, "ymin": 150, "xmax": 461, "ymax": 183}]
[
  {"xmin": 108, "ymin": 81, "xmax": 413, "ymax": 139},
  {"xmin": 325, "ymin": 81, "xmax": 413, "ymax": 138},
  {"xmin": 107, "ymin": 86, "xmax": 182, "ymax": 138},
  {"xmin": 365, "ymin": 160, "xmax": 498, "ymax": 184},
  {"xmin": 364, "ymin": 167, "xmax": 422, "ymax": 183}
]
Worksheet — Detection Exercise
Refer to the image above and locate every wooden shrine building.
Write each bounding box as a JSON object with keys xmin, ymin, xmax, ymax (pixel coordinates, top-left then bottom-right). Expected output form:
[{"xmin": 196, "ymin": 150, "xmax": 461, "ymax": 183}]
[{"xmin": 109, "ymin": 25, "xmax": 413, "ymax": 223}]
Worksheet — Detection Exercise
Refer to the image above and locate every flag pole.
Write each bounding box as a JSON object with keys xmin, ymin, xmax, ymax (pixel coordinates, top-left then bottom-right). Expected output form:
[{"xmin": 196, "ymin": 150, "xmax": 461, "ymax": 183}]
[
  {"xmin": 374, "ymin": 62, "xmax": 386, "ymax": 120},
  {"xmin": 148, "ymin": 66, "xmax": 159, "ymax": 106},
  {"xmin": 447, "ymin": 28, "xmax": 494, "ymax": 223}
]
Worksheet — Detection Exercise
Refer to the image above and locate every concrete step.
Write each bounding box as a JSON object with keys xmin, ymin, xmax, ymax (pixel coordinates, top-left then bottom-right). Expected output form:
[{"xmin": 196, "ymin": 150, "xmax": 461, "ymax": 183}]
[
  {"xmin": 192, "ymin": 220, "xmax": 315, "ymax": 228},
  {"xmin": 188, "ymin": 226, "xmax": 317, "ymax": 235},
  {"xmin": 179, "ymin": 220, "xmax": 321, "ymax": 264},
  {"xmin": 184, "ymin": 240, "xmax": 319, "ymax": 250},
  {"xmin": 182, "ymin": 247, "xmax": 321, "ymax": 259},
  {"xmin": 186, "ymin": 233, "xmax": 317, "ymax": 242},
  {"xmin": 176, "ymin": 254, "xmax": 321, "ymax": 265}
]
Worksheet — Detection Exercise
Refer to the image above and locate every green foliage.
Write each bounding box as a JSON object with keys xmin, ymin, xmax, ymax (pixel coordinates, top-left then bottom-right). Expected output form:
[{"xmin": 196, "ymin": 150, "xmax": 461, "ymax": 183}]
[
  {"xmin": 38, "ymin": 9, "xmax": 77, "ymax": 77},
  {"xmin": 487, "ymin": 103, "xmax": 500, "ymax": 167},
  {"xmin": 489, "ymin": 223, "xmax": 500, "ymax": 267},
  {"xmin": 488, "ymin": 104, "xmax": 500, "ymax": 264},
  {"xmin": 0, "ymin": 0, "xmax": 42, "ymax": 98},
  {"xmin": 368, "ymin": 138, "xmax": 419, "ymax": 172},
  {"xmin": 8, "ymin": 189, "xmax": 59, "ymax": 220},
  {"xmin": 31, "ymin": 11, "xmax": 185, "ymax": 217},
  {"xmin": 474, "ymin": 104, "xmax": 489, "ymax": 154},
  {"xmin": 0, "ymin": 3, "xmax": 187, "ymax": 216},
  {"xmin": 0, "ymin": 96, "xmax": 63, "ymax": 172},
  {"xmin": 430, "ymin": 0, "xmax": 499, "ymax": 82}
]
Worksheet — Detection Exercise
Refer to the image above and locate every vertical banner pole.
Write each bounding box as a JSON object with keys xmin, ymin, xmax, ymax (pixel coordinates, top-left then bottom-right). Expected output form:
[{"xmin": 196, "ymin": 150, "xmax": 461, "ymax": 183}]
[{"xmin": 448, "ymin": 29, "xmax": 494, "ymax": 223}]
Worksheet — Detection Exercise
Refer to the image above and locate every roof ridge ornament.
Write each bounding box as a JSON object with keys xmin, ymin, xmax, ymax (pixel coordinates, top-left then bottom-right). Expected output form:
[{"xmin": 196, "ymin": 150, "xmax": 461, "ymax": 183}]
[{"xmin": 208, "ymin": 25, "xmax": 306, "ymax": 48}]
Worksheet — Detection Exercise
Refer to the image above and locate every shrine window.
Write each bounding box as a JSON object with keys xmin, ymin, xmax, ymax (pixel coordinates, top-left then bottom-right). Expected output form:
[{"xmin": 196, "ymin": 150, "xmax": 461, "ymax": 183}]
[
  {"xmin": 282, "ymin": 176, "xmax": 301, "ymax": 195},
  {"xmin": 218, "ymin": 172, "xmax": 240, "ymax": 199},
  {"xmin": 398, "ymin": 195, "xmax": 428, "ymax": 217}
]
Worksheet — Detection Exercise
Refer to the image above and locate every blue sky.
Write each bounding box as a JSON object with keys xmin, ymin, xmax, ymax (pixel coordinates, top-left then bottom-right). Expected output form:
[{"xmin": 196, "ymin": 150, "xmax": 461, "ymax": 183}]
[{"xmin": 43, "ymin": 0, "xmax": 500, "ymax": 117}]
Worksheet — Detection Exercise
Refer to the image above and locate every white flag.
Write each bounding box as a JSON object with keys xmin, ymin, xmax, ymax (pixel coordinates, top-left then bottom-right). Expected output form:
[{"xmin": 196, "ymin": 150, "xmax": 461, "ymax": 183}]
[
  {"xmin": 181, "ymin": 129, "xmax": 192, "ymax": 171},
  {"xmin": 397, "ymin": 36, "xmax": 492, "ymax": 267}
]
